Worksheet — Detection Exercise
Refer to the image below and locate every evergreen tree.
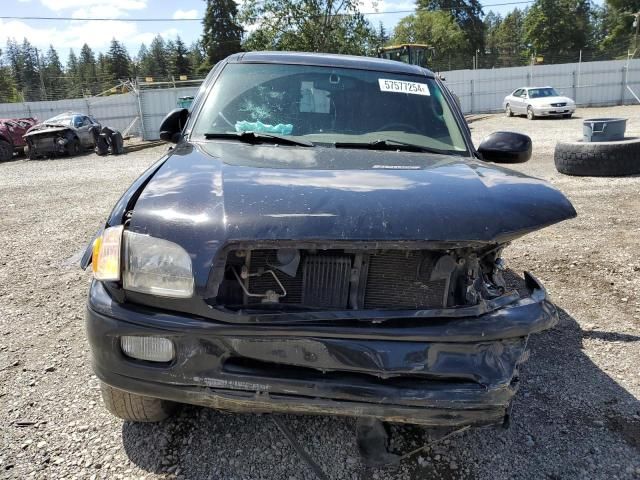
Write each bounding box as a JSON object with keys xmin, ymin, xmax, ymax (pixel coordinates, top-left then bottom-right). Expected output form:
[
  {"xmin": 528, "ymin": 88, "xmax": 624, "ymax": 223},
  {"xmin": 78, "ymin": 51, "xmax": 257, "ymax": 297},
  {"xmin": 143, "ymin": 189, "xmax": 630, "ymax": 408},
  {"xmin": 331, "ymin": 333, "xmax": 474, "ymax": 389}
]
[
  {"xmin": 483, "ymin": 11, "xmax": 502, "ymax": 66},
  {"xmin": 202, "ymin": 0, "xmax": 243, "ymax": 65},
  {"xmin": 148, "ymin": 35, "xmax": 169, "ymax": 78},
  {"xmin": 494, "ymin": 8, "xmax": 527, "ymax": 66},
  {"xmin": 172, "ymin": 36, "xmax": 192, "ymax": 76},
  {"xmin": 376, "ymin": 21, "xmax": 390, "ymax": 48},
  {"xmin": 189, "ymin": 40, "xmax": 209, "ymax": 75},
  {"xmin": 66, "ymin": 49, "xmax": 82, "ymax": 98},
  {"xmin": 107, "ymin": 38, "xmax": 131, "ymax": 79},
  {"xmin": 595, "ymin": 1, "xmax": 634, "ymax": 56},
  {"xmin": 5, "ymin": 39, "xmax": 23, "ymax": 95},
  {"xmin": 20, "ymin": 39, "xmax": 42, "ymax": 101},
  {"xmin": 78, "ymin": 43, "xmax": 98, "ymax": 95},
  {"xmin": 0, "ymin": 48, "xmax": 19, "ymax": 102},
  {"xmin": 96, "ymin": 52, "xmax": 112, "ymax": 92},
  {"xmin": 134, "ymin": 43, "xmax": 150, "ymax": 77},
  {"xmin": 43, "ymin": 45, "xmax": 63, "ymax": 100}
]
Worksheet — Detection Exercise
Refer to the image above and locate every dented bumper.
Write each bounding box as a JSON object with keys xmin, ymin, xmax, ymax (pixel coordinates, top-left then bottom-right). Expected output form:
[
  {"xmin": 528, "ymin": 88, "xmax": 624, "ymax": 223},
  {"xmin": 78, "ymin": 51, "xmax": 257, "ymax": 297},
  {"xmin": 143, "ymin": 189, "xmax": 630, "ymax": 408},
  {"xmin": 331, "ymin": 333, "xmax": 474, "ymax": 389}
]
[{"xmin": 86, "ymin": 274, "xmax": 558, "ymax": 426}]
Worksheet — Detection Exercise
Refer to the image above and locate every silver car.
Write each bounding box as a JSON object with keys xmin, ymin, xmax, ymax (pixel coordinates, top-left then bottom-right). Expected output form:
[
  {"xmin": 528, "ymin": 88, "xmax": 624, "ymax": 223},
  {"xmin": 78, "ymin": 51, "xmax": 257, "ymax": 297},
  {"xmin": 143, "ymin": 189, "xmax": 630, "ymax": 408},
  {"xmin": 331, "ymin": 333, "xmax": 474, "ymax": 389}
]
[{"xmin": 503, "ymin": 87, "xmax": 576, "ymax": 120}]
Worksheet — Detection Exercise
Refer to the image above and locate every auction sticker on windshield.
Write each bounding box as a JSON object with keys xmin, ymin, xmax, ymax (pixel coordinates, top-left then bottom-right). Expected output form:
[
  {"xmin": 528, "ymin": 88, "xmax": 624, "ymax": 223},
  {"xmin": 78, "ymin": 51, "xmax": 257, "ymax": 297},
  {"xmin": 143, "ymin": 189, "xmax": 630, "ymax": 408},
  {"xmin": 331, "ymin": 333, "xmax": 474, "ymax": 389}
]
[{"xmin": 378, "ymin": 79, "xmax": 430, "ymax": 96}]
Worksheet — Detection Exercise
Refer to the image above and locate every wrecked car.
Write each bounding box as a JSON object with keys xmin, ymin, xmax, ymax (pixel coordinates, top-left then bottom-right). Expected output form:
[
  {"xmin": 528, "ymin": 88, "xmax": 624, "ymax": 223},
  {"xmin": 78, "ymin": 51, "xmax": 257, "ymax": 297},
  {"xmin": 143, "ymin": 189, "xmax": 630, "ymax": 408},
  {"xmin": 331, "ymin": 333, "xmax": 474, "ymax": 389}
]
[
  {"xmin": 24, "ymin": 112, "xmax": 101, "ymax": 159},
  {"xmin": 0, "ymin": 117, "xmax": 37, "ymax": 161},
  {"xmin": 83, "ymin": 52, "xmax": 576, "ymax": 431}
]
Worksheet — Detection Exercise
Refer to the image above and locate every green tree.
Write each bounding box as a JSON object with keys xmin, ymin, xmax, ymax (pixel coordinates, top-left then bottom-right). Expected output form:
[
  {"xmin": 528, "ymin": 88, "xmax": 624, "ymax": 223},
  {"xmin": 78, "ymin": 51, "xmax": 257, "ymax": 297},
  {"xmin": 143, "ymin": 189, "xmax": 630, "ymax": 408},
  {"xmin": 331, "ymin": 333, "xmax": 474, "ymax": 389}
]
[
  {"xmin": 241, "ymin": 0, "xmax": 379, "ymax": 55},
  {"xmin": 5, "ymin": 39, "xmax": 23, "ymax": 97},
  {"xmin": 376, "ymin": 21, "xmax": 390, "ymax": 48},
  {"xmin": 202, "ymin": 0, "xmax": 243, "ymax": 65},
  {"xmin": 417, "ymin": 0, "xmax": 485, "ymax": 57},
  {"xmin": 0, "ymin": 48, "xmax": 19, "ymax": 102},
  {"xmin": 523, "ymin": 0, "xmax": 592, "ymax": 61},
  {"xmin": 171, "ymin": 36, "xmax": 192, "ymax": 76},
  {"xmin": 494, "ymin": 8, "xmax": 527, "ymax": 66},
  {"xmin": 66, "ymin": 49, "xmax": 82, "ymax": 97},
  {"xmin": 107, "ymin": 38, "xmax": 131, "ymax": 79},
  {"xmin": 78, "ymin": 43, "xmax": 98, "ymax": 95},
  {"xmin": 43, "ymin": 45, "xmax": 64, "ymax": 100},
  {"xmin": 189, "ymin": 41, "xmax": 209, "ymax": 75},
  {"xmin": 20, "ymin": 39, "xmax": 42, "ymax": 101},
  {"xmin": 134, "ymin": 43, "xmax": 150, "ymax": 77},
  {"xmin": 147, "ymin": 35, "xmax": 169, "ymax": 78},
  {"xmin": 483, "ymin": 11, "xmax": 502, "ymax": 66},
  {"xmin": 598, "ymin": 0, "xmax": 639, "ymax": 56},
  {"xmin": 392, "ymin": 10, "xmax": 469, "ymax": 70}
]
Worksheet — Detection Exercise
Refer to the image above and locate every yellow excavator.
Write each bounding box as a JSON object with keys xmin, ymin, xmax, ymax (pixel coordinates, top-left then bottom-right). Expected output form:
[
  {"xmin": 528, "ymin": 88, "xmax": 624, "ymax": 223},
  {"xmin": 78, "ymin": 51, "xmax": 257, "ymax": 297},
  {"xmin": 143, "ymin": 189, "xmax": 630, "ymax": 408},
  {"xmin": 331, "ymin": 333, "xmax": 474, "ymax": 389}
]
[{"xmin": 378, "ymin": 44, "xmax": 434, "ymax": 68}]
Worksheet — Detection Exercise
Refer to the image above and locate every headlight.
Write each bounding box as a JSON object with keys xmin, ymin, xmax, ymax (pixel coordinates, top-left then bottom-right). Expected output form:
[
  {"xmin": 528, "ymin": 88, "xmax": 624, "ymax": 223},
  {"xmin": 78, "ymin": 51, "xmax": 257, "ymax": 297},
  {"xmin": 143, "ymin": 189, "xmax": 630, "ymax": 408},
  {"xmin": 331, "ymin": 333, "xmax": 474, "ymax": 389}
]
[
  {"xmin": 123, "ymin": 231, "xmax": 194, "ymax": 298},
  {"xmin": 92, "ymin": 225, "xmax": 124, "ymax": 281}
]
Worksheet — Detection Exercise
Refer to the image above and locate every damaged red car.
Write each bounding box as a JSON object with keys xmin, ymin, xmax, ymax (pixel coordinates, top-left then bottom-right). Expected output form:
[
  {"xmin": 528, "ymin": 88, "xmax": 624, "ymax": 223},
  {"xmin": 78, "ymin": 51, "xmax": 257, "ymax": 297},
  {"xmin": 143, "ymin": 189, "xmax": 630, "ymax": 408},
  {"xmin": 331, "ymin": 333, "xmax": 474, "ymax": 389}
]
[
  {"xmin": 82, "ymin": 53, "xmax": 576, "ymax": 433},
  {"xmin": 0, "ymin": 117, "xmax": 37, "ymax": 161}
]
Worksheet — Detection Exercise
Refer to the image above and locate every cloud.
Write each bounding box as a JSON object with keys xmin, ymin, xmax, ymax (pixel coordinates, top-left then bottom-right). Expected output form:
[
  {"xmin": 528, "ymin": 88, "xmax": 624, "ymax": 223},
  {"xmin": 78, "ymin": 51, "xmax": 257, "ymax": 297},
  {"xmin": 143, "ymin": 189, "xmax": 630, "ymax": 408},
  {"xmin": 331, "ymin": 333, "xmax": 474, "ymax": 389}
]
[
  {"xmin": 0, "ymin": 18, "xmax": 138, "ymax": 51},
  {"xmin": 173, "ymin": 9, "xmax": 199, "ymax": 20},
  {"xmin": 40, "ymin": 0, "xmax": 147, "ymax": 12}
]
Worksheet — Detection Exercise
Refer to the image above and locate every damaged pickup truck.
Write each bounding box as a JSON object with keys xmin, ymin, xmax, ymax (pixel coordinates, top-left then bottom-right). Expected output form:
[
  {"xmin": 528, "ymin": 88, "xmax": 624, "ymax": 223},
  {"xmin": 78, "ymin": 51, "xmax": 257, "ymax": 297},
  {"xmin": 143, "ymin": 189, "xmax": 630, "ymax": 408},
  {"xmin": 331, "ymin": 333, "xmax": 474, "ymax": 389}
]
[{"xmin": 82, "ymin": 52, "xmax": 576, "ymax": 432}]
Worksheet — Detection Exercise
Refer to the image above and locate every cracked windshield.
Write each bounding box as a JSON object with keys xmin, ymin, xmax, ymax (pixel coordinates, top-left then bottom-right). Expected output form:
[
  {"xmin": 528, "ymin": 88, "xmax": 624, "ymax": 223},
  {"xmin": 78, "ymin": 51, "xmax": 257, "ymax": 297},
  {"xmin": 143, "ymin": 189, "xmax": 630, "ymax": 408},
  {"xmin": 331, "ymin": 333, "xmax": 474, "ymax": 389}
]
[{"xmin": 192, "ymin": 63, "xmax": 467, "ymax": 154}]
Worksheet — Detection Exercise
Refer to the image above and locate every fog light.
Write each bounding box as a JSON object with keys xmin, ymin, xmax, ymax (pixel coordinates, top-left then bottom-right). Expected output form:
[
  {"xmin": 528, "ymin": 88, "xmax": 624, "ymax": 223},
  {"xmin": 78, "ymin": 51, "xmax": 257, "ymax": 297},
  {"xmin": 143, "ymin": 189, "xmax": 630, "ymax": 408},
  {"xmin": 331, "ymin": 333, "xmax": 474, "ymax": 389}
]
[{"xmin": 120, "ymin": 336, "xmax": 174, "ymax": 362}]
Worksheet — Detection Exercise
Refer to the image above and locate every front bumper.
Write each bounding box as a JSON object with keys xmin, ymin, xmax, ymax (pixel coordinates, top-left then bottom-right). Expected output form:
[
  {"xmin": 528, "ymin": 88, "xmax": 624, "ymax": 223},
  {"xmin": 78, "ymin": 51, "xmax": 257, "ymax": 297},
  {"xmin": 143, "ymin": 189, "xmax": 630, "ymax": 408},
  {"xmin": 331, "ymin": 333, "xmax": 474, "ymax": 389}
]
[
  {"xmin": 86, "ymin": 274, "xmax": 558, "ymax": 426},
  {"xmin": 532, "ymin": 106, "xmax": 576, "ymax": 116}
]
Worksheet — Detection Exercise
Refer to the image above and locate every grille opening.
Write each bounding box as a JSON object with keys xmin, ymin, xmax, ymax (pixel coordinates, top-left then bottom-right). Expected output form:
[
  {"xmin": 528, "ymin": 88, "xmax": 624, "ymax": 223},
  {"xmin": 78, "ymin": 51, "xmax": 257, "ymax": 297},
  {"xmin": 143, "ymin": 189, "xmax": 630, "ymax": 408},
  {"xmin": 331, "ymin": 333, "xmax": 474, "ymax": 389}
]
[
  {"xmin": 215, "ymin": 248, "xmax": 467, "ymax": 311},
  {"xmin": 223, "ymin": 357, "xmax": 474, "ymax": 386}
]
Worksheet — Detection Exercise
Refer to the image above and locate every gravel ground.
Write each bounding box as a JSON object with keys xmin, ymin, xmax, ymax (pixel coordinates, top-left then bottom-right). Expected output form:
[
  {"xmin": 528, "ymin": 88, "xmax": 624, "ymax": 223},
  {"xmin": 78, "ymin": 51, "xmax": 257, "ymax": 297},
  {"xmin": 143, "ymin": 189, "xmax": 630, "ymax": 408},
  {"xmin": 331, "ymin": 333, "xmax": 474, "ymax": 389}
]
[{"xmin": 1, "ymin": 106, "xmax": 639, "ymax": 480}]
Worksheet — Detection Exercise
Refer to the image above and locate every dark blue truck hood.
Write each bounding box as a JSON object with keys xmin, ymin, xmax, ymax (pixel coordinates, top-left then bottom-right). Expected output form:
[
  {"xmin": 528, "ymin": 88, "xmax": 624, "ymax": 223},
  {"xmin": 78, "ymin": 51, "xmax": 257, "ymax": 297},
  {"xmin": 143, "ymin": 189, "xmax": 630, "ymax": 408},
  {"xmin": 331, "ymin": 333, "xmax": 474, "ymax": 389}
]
[{"xmin": 126, "ymin": 141, "xmax": 576, "ymax": 289}]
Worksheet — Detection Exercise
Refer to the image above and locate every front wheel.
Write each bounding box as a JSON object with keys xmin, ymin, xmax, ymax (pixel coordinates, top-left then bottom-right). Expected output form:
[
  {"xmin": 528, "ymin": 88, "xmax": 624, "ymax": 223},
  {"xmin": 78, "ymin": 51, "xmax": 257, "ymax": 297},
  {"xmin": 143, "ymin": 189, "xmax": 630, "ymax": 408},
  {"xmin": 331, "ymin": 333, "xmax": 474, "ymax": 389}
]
[
  {"xmin": 505, "ymin": 104, "xmax": 513, "ymax": 117},
  {"xmin": 27, "ymin": 141, "xmax": 37, "ymax": 160},
  {"xmin": 563, "ymin": 113, "xmax": 573, "ymax": 119},
  {"xmin": 100, "ymin": 382, "xmax": 177, "ymax": 422},
  {"xmin": 67, "ymin": 137, "xmax": 80, "ymax": 156},
  {"xmin": 527, "ymin": 106, "xmax": 536, "ymax": 120}
]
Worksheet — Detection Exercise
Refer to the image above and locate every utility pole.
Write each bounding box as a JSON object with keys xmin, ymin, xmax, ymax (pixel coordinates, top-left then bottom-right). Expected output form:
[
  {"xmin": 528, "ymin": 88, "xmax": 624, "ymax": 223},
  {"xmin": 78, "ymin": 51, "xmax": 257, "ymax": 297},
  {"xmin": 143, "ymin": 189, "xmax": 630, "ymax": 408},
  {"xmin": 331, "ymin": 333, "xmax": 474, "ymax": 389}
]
[
  {"xmin": 630, "ymin": 11, "xmax": 640, "ymax": 57},
  {"xmin": 35, "ymin": 47, "xmax": 46, "ymax": 101}
]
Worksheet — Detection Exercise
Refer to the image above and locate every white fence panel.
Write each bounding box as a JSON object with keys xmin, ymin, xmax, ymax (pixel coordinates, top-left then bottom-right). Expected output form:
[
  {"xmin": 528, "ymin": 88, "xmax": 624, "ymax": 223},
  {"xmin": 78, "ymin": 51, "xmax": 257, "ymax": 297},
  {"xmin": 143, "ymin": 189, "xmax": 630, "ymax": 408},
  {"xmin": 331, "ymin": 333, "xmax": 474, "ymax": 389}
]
[
  {"xmin": 139, "ymin": 87, "xmax": 200, "ymax": 140},
  {"xmin": 442, "ymin": 58, "xmax": 640, "ymax": 114}
]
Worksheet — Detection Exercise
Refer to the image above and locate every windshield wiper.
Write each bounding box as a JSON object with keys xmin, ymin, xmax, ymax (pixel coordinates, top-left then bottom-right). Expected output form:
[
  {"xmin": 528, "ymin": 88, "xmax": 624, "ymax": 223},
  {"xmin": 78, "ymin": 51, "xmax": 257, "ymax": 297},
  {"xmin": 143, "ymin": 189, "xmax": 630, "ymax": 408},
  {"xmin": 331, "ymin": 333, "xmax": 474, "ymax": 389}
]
[
  {"xmin": 334, "ymin": 139, "xmax": 450, "ymax": 155},
  {"xmin": 204, "ymin": 131, "xmax": 314, "ymax": 147}
]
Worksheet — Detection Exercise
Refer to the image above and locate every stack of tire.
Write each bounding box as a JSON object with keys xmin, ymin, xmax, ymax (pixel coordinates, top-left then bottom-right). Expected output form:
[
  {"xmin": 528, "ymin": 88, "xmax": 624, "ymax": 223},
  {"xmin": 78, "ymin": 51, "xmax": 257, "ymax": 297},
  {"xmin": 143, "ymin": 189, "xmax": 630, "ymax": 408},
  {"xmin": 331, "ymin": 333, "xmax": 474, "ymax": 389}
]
[{"xmin": 95, "ymin": 126, "xmax": 125, "ymax": 156}]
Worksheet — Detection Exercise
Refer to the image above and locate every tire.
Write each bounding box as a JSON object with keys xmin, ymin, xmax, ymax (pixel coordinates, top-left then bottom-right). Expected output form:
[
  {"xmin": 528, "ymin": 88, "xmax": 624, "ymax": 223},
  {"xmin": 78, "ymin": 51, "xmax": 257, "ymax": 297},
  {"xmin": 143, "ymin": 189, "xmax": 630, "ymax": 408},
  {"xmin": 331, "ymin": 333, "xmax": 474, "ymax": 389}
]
[
  {"xmin": 100, "ymin": 382, "xmax": 176, "ymax": 422},
  {"xmin": 67, "ymin": 137, "xmax": 80, "ymax": 156},
  {"xmin": 26, "ymin": 141, "xmax": 37, "ymax": 160},
  {"xmin": 0, "ymin": 139, "xmax": 12, "ymax": 161},
  {"xmin": 563, "ymin": 114, "xmax": 572, "ymax": 119},
  {"xmin": 15, "ymin": 146, "xmax": 25, "ymax": 156},
  {"xmin": 505, "ymin": 104, "xmax": 513, "ymax": 117},
  {"xmin": 94, "ymin": 135, "xmax": 109, "ymax": 156},
  {"xmin": 527, "ymin": 106, "xmax": 535, "ymax": 120},
  {"xmin": 554, "ymin": 138, "xmax": 640, "ymax": 176}
]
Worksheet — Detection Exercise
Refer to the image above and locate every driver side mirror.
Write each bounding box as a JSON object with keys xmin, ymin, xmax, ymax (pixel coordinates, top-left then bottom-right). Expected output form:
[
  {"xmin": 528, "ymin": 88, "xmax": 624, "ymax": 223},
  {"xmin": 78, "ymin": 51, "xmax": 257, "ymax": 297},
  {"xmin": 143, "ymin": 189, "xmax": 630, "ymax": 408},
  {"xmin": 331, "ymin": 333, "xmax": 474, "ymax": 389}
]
[
  {"xmin": 478, "ymin": 131, "xmax": 532, "ymax": 163},
  {"xmin": 159, "ymin": 108, "xmax": 189, "ymax": 143}
]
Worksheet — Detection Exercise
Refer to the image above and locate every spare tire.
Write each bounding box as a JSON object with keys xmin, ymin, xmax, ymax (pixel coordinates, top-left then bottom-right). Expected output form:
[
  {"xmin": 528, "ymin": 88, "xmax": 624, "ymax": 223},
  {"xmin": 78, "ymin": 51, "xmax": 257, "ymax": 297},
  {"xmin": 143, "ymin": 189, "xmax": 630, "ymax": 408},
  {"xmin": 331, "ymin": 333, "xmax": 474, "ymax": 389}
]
[{"xmin": 554, "ymin": 138, "xmax": 640, "ymax": 176}]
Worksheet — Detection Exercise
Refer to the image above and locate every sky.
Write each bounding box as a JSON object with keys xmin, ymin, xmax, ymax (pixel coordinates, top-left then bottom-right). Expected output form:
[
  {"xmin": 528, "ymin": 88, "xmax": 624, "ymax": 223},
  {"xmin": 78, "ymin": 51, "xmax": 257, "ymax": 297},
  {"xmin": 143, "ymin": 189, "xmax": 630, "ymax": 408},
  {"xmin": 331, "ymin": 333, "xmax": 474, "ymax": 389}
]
[{"xmin": 0, "ymin": 0, "xmax": 606, "ymax": 59}]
